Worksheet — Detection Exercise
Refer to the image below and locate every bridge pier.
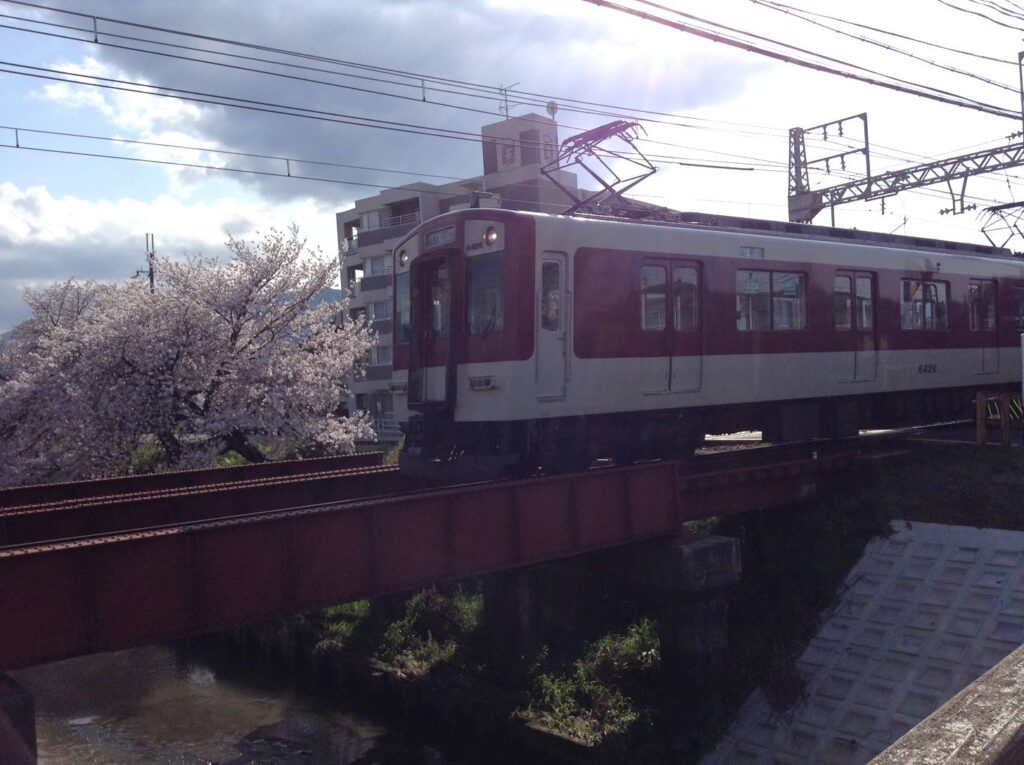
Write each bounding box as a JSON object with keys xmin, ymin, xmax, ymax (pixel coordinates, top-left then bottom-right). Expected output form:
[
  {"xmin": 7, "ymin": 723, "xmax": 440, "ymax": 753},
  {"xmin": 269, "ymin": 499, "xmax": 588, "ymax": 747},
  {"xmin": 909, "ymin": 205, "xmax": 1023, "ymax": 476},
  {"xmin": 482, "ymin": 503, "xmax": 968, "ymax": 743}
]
[
  {"xmin": 0, "ymin": 674, "xmax": 36, "ymax": 765},
  {"xmin": 482, "ymin": 567, "xmax": 543, "ymax": 669},
  {"xmin": 639, "ymin": 535, "xmax": 742, "ymax": 677}
]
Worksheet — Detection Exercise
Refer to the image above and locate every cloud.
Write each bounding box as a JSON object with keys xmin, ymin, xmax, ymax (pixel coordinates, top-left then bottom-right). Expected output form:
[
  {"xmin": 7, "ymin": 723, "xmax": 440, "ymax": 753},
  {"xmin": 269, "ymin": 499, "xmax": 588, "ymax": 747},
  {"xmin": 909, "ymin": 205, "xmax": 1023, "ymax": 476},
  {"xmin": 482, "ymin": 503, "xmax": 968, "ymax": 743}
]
[
  {"xmin": 0, "ymin": 181, "xmax": 347, "ymax": 330},
  {"xmin": 31, "ymin": 0, "xmax": 764, "ymax": 205}
]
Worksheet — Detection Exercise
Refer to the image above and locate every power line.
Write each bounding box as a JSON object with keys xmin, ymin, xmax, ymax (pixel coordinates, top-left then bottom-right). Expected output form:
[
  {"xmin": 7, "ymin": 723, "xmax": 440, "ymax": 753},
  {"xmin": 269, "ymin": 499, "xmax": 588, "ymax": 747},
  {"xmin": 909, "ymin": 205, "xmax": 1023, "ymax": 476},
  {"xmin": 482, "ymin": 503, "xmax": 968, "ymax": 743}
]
[
  {"xmin": 0, "ymin": 60, "xmax": 793, "ymax": 171},
  {"xmin": 748, "ymin": 0, "xmax": 1018, "ymax": 95},
  {"xmin": 0, "ymin": 124, "xmax": 468, "ymax": 181},
  {"xmin": 749, "ymin": 0, "xmax": 1017, "ymax": 66},
  {"xmin": 581, "ymin": 0, "xmax": 1020, "ymax": 119}
]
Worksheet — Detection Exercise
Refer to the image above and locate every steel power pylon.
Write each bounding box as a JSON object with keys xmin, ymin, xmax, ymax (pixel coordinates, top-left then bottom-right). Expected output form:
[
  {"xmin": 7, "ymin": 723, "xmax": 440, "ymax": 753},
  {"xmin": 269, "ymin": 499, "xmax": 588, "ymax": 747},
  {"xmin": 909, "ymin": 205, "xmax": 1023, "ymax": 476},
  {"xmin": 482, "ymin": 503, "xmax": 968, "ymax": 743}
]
[{"xmin": 788, "ymin": 114, "xmax": 1024, "ymax": 225}]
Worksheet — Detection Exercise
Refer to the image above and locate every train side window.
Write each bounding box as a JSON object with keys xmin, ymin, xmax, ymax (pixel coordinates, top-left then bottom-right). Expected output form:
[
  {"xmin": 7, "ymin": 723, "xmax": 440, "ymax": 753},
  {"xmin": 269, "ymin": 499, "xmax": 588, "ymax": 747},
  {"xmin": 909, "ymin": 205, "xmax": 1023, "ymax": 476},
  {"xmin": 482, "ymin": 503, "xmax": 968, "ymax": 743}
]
[
  {"xmin": 856, "ymin": 276, "xmax": 874, "ymax": 330},
  {"xmin": 1015, "ymin": 287, "xmax": 1024, "ymax": 331},
  {"xmin": 772, "ymin": 272, "xmax": 806, "ymax": 330},
  {"xmin": 673, "ymin": 267, "xmax": 699, "ymax": 331},
  {"xmin": 641, "ymin": 265, "xmax": 667, "ymax": 331},
  {"xmin": 466, "ymin": 252, "xmax": 504, "ymax": 335},
  {"xmin": 541, "ymin": 261, "xmax": 561, "ymax": 331},
  {"xmin": 737, "ymin": 270, "xmax": 771, "ymax": 331},
  {"xmin": 968, "ymin": 279, "xmax": 997, "ymax": 331},
  {"xmin": 900, "ymin": 279, "xmax": 948, "ymax": 330},
  {"xmin": 834, "ymin": 276, "xmax": 852, "ymax": 331}
]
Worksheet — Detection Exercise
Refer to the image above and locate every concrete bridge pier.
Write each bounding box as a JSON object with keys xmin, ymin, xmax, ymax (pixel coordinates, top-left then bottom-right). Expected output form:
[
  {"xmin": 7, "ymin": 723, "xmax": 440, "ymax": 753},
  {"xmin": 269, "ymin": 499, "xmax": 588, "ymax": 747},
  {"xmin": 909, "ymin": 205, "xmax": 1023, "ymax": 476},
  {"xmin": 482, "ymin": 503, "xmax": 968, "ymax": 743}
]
[
  {"xmin": 0, "ymin": 674, "xmax": 36, "ymax": 765},
  {"xmin": 482, "ymin": 566, "xmax": 543, "ymax": 670},
  {"xmin": 641, "ymin": 535, "xmax": 742, "ymax": 678}
]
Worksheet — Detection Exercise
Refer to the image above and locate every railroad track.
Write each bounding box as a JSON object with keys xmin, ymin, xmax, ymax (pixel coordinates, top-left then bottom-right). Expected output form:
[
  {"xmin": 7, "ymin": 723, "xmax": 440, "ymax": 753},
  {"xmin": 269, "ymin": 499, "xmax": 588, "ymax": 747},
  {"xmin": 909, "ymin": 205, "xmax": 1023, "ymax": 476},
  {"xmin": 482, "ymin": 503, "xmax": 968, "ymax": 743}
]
[
  {"xmin": 0, "ymin": 433, "xmax": 902, "ymax": 551},
  {"xmin": 0, "ymin": 451, "xmax": 385, "ymax": 509},
  {"xmin": 0, "ymin": 462, "xmax": 429, "ymax": 548}
]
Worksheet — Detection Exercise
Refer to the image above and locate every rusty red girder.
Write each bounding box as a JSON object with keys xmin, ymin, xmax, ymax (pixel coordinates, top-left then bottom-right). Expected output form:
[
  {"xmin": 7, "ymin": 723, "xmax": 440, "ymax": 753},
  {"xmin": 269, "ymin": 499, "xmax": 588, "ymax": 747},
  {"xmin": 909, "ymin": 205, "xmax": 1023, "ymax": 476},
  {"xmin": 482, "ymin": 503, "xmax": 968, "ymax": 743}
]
[
  {"xmin": 0, "ymin": 465, "xmax": 426, "ymax": 547},
  {"xmin": 0, "ymin": 452, "xmax": 384, "ymax": 509},
  {"xmin": 0, "ymin": 451, "xmax": 851, "ymax": 670}
]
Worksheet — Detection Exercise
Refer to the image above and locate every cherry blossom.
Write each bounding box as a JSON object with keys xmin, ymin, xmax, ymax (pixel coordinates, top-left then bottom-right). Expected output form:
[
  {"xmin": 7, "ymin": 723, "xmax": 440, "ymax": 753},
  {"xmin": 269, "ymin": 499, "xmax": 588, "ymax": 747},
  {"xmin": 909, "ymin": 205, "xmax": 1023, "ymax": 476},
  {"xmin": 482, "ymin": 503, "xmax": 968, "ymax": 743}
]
[{"xmin": 0, "ymin": 227, "xmax": 375, "ymax": 486}]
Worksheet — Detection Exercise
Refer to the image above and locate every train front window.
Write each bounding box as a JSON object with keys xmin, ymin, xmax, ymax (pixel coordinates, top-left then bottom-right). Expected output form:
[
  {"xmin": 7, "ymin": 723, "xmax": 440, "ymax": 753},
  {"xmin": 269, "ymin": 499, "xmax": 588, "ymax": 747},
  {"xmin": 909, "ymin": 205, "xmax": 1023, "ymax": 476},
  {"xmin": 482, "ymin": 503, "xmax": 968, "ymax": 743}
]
[
  {"xmin": 429, "ymin": 265, "xmax": 450, "ymax": 337},
  {"xmin": 395, "ymin": 271, "xmax": 411, "ymax": 344},
  {"xmin": 641, "ymin": 266, "xmax": 667, "ymax": 331},
  {"xmin": 467, "ymin": 252, "xmax": 504, "ymax": 336}
]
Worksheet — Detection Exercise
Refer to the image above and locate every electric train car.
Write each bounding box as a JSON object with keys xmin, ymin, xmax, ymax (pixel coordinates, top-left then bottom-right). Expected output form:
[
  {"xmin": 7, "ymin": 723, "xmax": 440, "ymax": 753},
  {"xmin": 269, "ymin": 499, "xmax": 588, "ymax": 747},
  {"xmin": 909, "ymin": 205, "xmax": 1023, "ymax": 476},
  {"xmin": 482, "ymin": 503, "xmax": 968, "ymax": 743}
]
[{"xmin": 391, "ymin": 208, "xmax": 1024, "ymax": 480}]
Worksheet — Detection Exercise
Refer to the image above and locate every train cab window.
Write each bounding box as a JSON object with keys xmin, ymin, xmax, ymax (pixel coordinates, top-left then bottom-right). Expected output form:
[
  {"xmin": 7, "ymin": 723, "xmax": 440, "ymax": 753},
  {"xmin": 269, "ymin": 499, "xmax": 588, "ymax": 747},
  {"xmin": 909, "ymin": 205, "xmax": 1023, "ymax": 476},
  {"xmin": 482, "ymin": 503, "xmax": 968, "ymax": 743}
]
[
  {"xmin": 395, "ymin": 271, "xmax": 411, "ymax": 344},
  {"xmin": 856, "ymin": 276, "xmax": 874, "ymax": 330},
  {"xmin": 429, "ymin": 265, "xmax": 450, "ymax": 337},
  {"xmin": 466, "ymin": 252, "xmax": 504, "ymax": 335},
  {"xmin": 641, "ymin": 265, "xmax": 667, "ymax": 331},
  {"xmin": 834, "ymin": 276, "xmax": 852, "ymax": 330},
  {"xmin": 541, "ymin": 261, "xmax": 561, "ymax": 331},
  {"xmin": 737, "ymin": 270, "xmax": 805, "ymax": 331},
  {"xmin": 900, "ymin": 279, "xmax": 948, "ymax": 330},
  {"xmin": 968, "ymin": 279, "xmax": 997, "ymax": 331},
  {"xmin": 673, "ymin": 267, "xmax": 699, "ymax": 331}
]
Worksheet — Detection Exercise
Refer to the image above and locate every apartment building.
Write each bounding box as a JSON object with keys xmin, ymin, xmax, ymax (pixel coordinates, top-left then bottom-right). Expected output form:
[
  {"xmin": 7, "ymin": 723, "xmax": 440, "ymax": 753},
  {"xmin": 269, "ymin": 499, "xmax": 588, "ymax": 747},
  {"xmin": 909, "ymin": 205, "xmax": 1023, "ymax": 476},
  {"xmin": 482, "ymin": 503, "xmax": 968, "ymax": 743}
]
[{"xmin": 336, "ymin": 113, "xmax": 580, "ymax": 440}]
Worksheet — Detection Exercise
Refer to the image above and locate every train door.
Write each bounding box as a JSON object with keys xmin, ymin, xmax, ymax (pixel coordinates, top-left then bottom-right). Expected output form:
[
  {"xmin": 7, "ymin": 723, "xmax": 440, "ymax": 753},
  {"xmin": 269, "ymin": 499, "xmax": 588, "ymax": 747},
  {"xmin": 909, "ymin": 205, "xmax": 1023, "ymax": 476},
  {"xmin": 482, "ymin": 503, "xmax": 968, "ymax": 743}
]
[
  {"xmin": 537, "ymin": 253, "xmax": 568, "ymax": 399},
  {"xmin": 669, "ymin": 262, "xmax": 703, "ymax": 392},
  {"xmin": 408, "ymin": 255, "xmax": 453, "ymax": 408},
  {"xmin": 835, "ymin": 271, "xmax": 877, "ymax": 381},
  {"xmin": 969, "ymin": 279, "xmax": 998, "ymax": 373}
]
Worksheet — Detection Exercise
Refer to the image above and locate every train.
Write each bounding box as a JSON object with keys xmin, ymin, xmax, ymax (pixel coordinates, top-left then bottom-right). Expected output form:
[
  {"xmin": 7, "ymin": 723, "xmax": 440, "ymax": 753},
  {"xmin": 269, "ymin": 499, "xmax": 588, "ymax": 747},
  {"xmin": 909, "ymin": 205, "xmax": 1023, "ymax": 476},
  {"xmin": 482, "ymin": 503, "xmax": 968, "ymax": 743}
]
[{"xmin": 390, "ymin": 208, "xmax": 1024, "ymax": 480}]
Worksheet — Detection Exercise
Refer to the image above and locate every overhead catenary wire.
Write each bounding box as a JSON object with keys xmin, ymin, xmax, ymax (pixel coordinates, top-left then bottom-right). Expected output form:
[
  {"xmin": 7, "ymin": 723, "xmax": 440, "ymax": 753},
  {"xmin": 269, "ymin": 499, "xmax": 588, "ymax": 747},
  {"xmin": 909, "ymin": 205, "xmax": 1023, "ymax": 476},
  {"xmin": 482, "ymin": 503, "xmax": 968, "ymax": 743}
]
[
  {"xmin": 1, "ymin": 0, "xmax": 934, "ymax": 176},
  {"xmin": 747, "ymin": 0, "xmax": 1019, "ymax": 94},
  {"xmin": 581, "ymin": 0, "xmax": 1021, "ymax": 119},
  {"xmin": 0, "ymin": 60, "xmax": 794, "ymax": 172}
]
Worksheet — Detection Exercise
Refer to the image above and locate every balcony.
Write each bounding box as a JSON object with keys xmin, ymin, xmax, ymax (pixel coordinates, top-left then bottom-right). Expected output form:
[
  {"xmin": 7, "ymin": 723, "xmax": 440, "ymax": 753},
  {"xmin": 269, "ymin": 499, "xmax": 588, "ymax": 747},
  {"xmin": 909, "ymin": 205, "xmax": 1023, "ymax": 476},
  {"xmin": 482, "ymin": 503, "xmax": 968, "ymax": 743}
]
[
  {"xmin": 382, "ymin": 211, "xmax": 420, "ymax": 228},
  {"xmin": 344, "ymin": 236, "xmax": 358, "ymax": 254}
]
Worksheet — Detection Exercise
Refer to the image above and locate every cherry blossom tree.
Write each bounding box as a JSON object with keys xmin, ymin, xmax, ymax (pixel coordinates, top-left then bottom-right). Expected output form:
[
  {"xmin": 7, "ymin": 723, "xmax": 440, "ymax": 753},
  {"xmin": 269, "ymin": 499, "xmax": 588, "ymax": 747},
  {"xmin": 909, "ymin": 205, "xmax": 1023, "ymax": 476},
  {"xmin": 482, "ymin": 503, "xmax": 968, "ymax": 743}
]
[{"xmin": 0, "ymin": 227, "xmax": 375, "ymax": 486}]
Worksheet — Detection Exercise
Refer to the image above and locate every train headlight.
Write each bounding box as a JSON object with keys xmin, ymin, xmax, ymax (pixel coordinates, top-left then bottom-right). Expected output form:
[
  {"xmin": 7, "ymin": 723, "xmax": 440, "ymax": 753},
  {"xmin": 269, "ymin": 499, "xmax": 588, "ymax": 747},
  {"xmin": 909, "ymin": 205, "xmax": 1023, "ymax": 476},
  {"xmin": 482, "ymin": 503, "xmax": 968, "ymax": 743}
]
[
  {"xmin": 398, "ymin": 249, "xmax": 409, "ymax": 267},
  {"xmin": 483, "ymin": 226, "xmax": 499, "ymax": 246}
]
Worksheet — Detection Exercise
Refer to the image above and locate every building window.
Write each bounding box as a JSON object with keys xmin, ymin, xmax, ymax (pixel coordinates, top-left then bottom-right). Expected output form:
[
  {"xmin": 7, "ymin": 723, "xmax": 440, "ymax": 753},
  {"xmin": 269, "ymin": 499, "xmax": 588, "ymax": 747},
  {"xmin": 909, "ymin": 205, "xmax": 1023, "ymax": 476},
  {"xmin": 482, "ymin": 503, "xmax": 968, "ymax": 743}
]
[
  {"xmin": 366, "ymin": 255, "xmax": 392, "ymax": 277},
  {"xmin": 968, "ymin": 279, "xmax": 997, "ymax": 331},
  {"xmin": 737, "ymin": 270, "xmax": 806, "ymax": 331},
  {"xmin": 641, "ymin": 265, "xmax": 667, "ymax": 331},
  {"xmin": 467, "ymin": 252, "xmax": 504, "ymax": 335},
  {"xmin": 369, "ymin": 299, "xmax": 393, "ymax": 322},
  {"xmin": 901, "ymin": 279, "xmax": 948, "ymax": 330},
  {"xmin": 372, "ymin": 344, "xmax": 392, "ymax": 366}
]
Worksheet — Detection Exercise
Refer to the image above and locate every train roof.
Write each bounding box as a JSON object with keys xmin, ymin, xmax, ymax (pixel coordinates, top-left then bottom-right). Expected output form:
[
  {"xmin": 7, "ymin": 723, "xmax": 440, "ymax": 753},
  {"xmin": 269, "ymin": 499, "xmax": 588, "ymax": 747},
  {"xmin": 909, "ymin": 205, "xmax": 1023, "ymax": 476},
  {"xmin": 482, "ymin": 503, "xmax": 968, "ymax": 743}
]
[{"xmin": 572, "ymin": 208, "xmax": 1018, "ymax": 260}]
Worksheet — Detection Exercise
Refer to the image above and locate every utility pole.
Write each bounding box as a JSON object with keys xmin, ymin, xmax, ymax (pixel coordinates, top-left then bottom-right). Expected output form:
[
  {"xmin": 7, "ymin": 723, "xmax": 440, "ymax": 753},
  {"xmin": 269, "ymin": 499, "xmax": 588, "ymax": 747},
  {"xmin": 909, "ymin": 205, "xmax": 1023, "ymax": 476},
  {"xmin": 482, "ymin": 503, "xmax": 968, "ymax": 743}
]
[{"xmin": 134, "ymin": 233, "xmax": 155, "ymax": 293}]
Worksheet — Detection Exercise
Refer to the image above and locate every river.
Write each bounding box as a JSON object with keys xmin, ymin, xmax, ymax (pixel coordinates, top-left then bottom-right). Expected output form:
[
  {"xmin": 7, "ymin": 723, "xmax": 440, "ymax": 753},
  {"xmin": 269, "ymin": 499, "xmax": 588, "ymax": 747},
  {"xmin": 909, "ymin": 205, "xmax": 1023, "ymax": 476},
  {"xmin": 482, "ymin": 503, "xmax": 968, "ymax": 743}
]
[{"xmin": 12, "ymin": 644, "xmax": 449, "ymax": 765}]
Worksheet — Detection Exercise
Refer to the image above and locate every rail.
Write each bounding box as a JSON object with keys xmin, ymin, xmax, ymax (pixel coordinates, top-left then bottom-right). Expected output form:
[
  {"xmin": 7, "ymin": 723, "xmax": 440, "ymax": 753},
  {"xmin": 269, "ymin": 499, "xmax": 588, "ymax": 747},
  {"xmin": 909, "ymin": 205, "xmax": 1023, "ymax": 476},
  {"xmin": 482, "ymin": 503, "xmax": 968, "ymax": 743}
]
[{"xmin": 0, "ymin": 452, "xmax": 384, "ymax": 509}]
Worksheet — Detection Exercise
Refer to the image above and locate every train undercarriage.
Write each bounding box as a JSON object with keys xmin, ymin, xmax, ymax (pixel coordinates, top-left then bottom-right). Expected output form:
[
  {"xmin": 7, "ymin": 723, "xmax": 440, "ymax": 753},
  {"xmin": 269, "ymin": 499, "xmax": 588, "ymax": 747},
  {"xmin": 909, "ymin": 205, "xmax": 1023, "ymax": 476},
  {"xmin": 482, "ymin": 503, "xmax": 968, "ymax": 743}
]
[{"xmin": 399, "ymin": 386, "xmax": 1000, "ymax": 482}]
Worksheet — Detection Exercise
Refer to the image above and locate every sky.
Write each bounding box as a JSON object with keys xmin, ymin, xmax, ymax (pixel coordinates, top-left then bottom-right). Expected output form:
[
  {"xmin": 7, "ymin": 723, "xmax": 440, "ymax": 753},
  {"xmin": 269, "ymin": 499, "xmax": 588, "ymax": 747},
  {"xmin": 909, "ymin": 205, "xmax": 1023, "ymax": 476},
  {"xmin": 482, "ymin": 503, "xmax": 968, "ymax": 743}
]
[{"xmin": 3, "ymin": 0, "xmax": 1024, "ymax": 330}]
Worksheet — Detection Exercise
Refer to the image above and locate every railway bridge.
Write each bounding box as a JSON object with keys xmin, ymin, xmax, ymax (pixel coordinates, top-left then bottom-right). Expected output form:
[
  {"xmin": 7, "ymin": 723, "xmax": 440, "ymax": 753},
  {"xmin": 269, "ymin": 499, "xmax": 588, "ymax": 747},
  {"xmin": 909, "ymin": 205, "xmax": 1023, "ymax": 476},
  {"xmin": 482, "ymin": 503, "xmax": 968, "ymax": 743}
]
[{"xmin": 2, "ymin": 438, "xmax": 1020, "ymax": 763}]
